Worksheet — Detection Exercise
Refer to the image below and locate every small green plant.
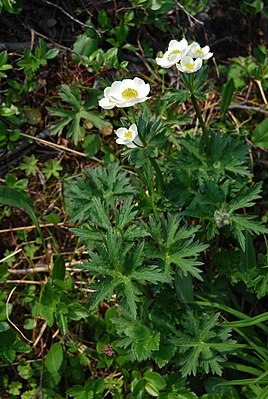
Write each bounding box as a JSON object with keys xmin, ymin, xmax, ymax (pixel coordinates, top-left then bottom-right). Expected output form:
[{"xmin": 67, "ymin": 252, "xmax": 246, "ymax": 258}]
[
  {"xmin": 17, "ymin": 39, "xmax": 59, "ymax": 75},
  {"xmin": 241, "ymin": 0, "xmax": 268, "ymax": 16},
  {"xmin": 62, "ymin": 36, "xmax": 268, "ymax": 398},
  {"xmin": 2, "ymin": 5, "xmax": 268, "ymax": 399},
  {"xmin": 42, "ymin": 159, "xmax": 63, "ymax": 180},
  {"xmin": 0, "ymin": 0, "xmax": 22, "ymax": 14},
  {"xmin": 47, "ymin": 84, "xmax": 111, "ymax": 145},
  {"xmin": 16, "ymin": 39, "xmax": 59, "ymax": 91},
  {"xmin": 18, "ymin": 155, "xmax": 38, "ymax": 177},
  {"xmin": 0, "ymin": 50, "xmax": 12, "ymax": 77},
  {"xmin": 228, "ymin": 44, "xmax": 268, "ymax": 89}
]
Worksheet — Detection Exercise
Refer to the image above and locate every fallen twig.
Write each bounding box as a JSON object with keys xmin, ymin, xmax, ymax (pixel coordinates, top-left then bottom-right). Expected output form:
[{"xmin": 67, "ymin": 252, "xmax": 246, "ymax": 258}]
[{"xmin": 174, "ymin": 0, "xmax": 204, "ymax": 26}]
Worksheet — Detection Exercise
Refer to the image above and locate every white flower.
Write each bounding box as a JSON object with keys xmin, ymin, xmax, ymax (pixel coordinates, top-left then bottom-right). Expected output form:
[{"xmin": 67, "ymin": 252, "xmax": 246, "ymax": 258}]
[
  {"xmin": 98, "ymin": 97, "xmax": 117, "ymax": 110},
  {"xmin": 115, "ymin": 123, "xmax": 143, "ymax": 148},
  {"xmin": 187, "ymin": 42, "xmax": 213, "ymax": 60},
  {"xmin": 176, "ymin": 56, "xmax": 203, "ymax": 74},
  {"xmin": 155, "ymin": 38, "xmax": 189, "ymax": 68},
  {"xmin": 99, "ymin": 77, "xmax": 150, "ymax": 109}
]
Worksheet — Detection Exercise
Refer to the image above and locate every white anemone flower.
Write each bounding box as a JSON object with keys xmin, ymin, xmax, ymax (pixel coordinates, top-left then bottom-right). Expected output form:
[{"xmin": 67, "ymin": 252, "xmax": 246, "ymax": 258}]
[
  {"xmin": 176, "ymin": 56, "xmax": 203, "ymax": 74},
  {"xmin": 99, "ymin": 77, "xmax": 150, "ymax": 109},
  {"xmin": 115, "ymin": 123, "xmax": 143, "ymax": 148},
  {"xmin": 98, "ymin": 97, "xmax": 117, "ymax": 110},
  {"xmin": 187, "ymin": 42, "xmax": 213, "ymax": 60},
  {"xmin": 155, "ymin": 38, "xmax": 189, "ymax": 68}
]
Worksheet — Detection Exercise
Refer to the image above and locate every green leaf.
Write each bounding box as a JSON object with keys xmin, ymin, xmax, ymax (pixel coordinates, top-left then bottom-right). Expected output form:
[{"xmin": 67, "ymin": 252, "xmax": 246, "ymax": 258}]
[
  {"xmin": 173, "ymin": 311, "xmax": 236, "ymax": 377},
  {"xmin": 231, "ymin": 214, "xmax": 268, "ymax": 251},
  {"xmin": 9, "ymin": 381, "xmax": 22, "ymax": 395},
  {"xmin": 144, "ymin": 371, "xmax": 167, "ymax": 390},
  {"xmin": 146, "ymin": 214, "xmax": 207, "ymax": 280},
  {"xmin": 85, "ymin": 229, "xmax": 164, "ymax": 319},
  {"xmin": 83, "ymin": 133, "xmax": 101, "ymax": 157},
  {"xmin": 45, "ymin": 48, "xmax": 59, "ymax": 59},
  {"xmin": 0, "ymin": 50, "xmax": 8, "ymax": 65},
  {"xmin": 81, "ymin": 110, "xmax": 111, "ymax": 129},
  {"xmin": 43, "ymin": 212, "xmax": 61, "ymax": 225},
  {"xmin": 0, "ymin": 186, "xmax": 44, "ymax": 246},
  {"xmin": 64, "ymin": 162, "xmax": 136, "ymax": 223},
  {"xmin": 229, "ymin": 182, "xmax": 263, "ymax": 212},
  {"xmin": 162, "ymin": 89, "xmax": 191, "ymax": 106},
  {"xmin": 252, "ymin": 118, "xmax": 268, "ymax": 148},
  {"xmin": 113, "ymin": 316, "xmax": 160, "ymax": 361},
  {"xmin": 73, "ymin": 31, "xmax": 100, "ymax": 60},
  {"xmin": 153, "ymin": 342, "xmax": 175, "ymax": 368},
  {"xmin": 145, "ymin": 383, "xmax": 159, "ymax": 397},
  {"xmin": 44, "ymin": 342, "xmax": 63, "ymax": 373},
  {"xmin": 42, "ymin": 159, "xmax": 62, "ymax": 179},
  {"xmin": 0, "ymin": 321, "xmax": 9, "ymax": 332},
  {"xmin": 223, "ymin": 311, "xmax": 268, "ymax": 328},
  {"xmin": 0, "ymin": 326, "xmax": 16, "ymax": 347},
  {"xmin": 52, "ymin": 256, "xmax": 66, "ymax": 281},
  {"xmin": 220, "ymin": 78, "xmax": 235, "ymax": 118}
]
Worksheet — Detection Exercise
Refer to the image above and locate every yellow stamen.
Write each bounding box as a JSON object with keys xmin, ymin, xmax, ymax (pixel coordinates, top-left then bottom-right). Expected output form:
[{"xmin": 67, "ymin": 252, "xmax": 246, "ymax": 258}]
[
  {"xmin": 168, "ymin": 49, "xmax": 180, "ymax": 60},
  {"xmin": 124, "ymin": 131, "xmax": 133, "ymax": 139},
  {"xmin": 122, "ymin": 88, "xmax": 138, "ymax": 100},
  {"xmin": 195, "ymin": 49, "xmax": 204, "ymax": 55},
  {"xmin": 185, "ymin": 63, "xmax": 195, "ymax": 70}
]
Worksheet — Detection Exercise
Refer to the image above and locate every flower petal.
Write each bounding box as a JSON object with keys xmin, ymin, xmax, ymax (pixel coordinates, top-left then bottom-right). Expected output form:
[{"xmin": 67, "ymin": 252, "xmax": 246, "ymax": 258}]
[{"xmin": 99, "ymin": 97, "xmax": 116, "ymax": 109}]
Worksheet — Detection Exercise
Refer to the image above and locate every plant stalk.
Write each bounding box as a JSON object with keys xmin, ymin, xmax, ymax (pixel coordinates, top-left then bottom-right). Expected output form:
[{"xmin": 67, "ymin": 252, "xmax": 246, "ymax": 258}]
[
  {"xmin": 190, "ymin": 94, "xmax": 210, "ymax": 154},
  {"xmin": 181, "ymin": 72, "xmax": 210, "ymax": 155},
  {"xmin": 149, "ymin": 157, "xmax": 164, "ymax": 192}
]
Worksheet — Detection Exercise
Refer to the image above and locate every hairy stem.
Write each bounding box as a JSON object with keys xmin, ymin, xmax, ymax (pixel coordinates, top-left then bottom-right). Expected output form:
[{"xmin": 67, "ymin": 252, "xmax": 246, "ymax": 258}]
[
  {"xmin": 149, "ymin": 157, "xmax": 164, "ymax": 192},
  {"xmin": 181, "ymin": 72, "xmax": 210, "ymax": 155},
  {"xmin": 190, "ymin": 94, "xmax": 210, "ymax": 154}
]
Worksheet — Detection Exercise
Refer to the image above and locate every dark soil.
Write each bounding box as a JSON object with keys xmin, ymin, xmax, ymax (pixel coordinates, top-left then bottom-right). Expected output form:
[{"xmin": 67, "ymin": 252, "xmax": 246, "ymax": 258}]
[{"xmin": 0, "ymin": 0, "xmax": 266, "ymax": 58}]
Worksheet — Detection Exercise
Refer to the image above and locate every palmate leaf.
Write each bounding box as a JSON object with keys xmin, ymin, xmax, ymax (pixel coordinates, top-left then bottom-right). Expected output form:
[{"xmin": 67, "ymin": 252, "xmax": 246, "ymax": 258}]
[
  {"xmin": 210, "ymin": 133, "xmax": 250, "ymax": 178},
  {"xmin": 115, "ymin": 196, "xmax": 138, "ymax": 230},
  {"xmin": 231, "ymin": 214, "xmax": 268, "ymax": 252},
  {"xmin": 66, "ymin": 114, "xmax": 84, "ymax": 145},
  {"xmin": 89, "ymin": 197, "xmax": 111, "ymax": 230},
  {"xmin": 169, "ymin": 241, "xmax": 208, "ymax": 280},
  {"xmin": 112, "ymin": 315, "xmax": 160, "ymax": 361},
  {"xmin": 88, "ymin": 278, "xmax": 119, "ymax": 311},
  {"xmin": 168, "ymin": 133, "xmax": 250, "ymax": 208},
  {"xmin": 243, "ymin": 266, "xmax": 268, "ymax": 299},
  {"xmin": 48, "ymin": 84, "xmax": 110, "ymax": 144},
  {"xmin": 58, "ymin": 84, "xmax": 82, "ymax": 108},
  {"xmin": 173, "ymin": 311, "xmax": 236, "ymax": 377},
  {"xmin": 64, "ymin": 163, "xmax": 136, "ymax": 222},
  {"xmin": 229, "ymin": 182, "xmax": 263, "ymax": 212},
  {"xmin": 153, "ymin": 341, "xmax": 176, "ymax": 368},
  {"xmin": 182, "ymin": 179, "xmax": 266, "ymax": 251},
  {"xmin": 146, "ymin": 214, "xmax": 207, "ymax": 280},
  {"xmin": 82, "ymin": 229, "xmax": 164, "ymax": 319},
  {"xmin": 80, "ymin": 109, "xmax": 110, "ymax": 130},
  {"xmin": 70, "ymin": 197, "xmax": 148, "ymax": 248}
]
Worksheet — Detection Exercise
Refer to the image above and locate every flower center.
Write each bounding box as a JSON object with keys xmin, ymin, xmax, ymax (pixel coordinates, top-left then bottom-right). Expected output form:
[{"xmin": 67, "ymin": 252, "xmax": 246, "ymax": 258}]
[
  {"xmin": 185, "ymin": 63, "xmax": 195, "ymax": 70},
  {"xmin": 168, "ymin": 49, "xmax": 180, "ymax": 60},
  {"xmin": 195, "ymin": 49, "xmax": 204, "ymax": 55},
  {"xmin": 122, "ymin": 88, "xmax": 138, "ymax": 100},
  {"xmin": 124, "ymin": 131, "xmax": 133, "ymax": 139}
]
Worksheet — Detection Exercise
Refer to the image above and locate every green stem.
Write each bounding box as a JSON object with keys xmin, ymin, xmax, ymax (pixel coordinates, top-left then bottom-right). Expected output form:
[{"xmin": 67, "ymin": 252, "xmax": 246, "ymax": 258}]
[
  {"xmin": 190, "ymin": 94, "xmax": 210, "ymax": 154},
  {"xmin": 149, "ymin": 157, "xmax": 164, "ymax": 192},
  {"xmin": 181, "ymin": 72, "xmax": 210, "ymax": 155}
]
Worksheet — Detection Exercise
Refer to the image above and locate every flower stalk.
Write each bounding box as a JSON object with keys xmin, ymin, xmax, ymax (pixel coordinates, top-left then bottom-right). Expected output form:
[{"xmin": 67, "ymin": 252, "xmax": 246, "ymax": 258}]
[
  {"xmin": 149, "ymin": 156, "xmax": 164, "ymax": 192},
  {"xmin": 181, "ymin": 72, "xmax": 210, "ymax": 155},
  {"xmin": 190, "ymin": 94, "xmax": 210, "ymax": 154}
]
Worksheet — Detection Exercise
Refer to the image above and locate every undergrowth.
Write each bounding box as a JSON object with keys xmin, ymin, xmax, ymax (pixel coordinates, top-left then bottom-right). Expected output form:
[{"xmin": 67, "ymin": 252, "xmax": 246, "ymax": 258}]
[{"xmin": 1, "ymin": 1, "xmax": 268, "ymax": 398}]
